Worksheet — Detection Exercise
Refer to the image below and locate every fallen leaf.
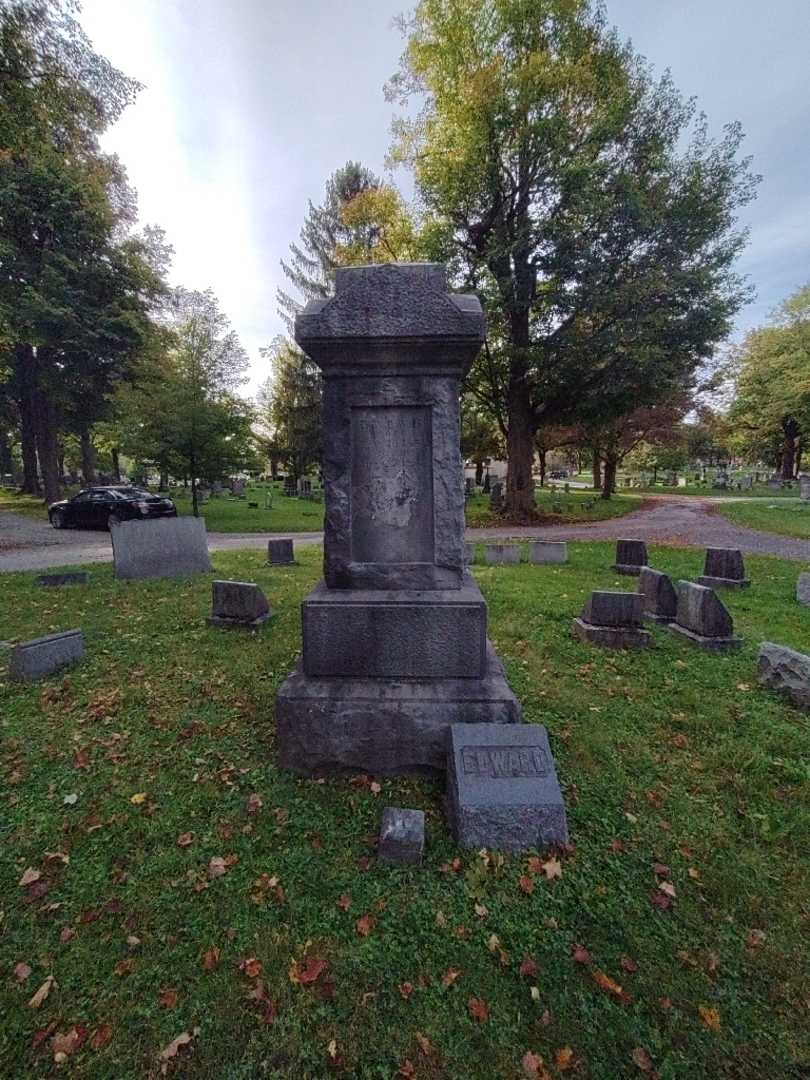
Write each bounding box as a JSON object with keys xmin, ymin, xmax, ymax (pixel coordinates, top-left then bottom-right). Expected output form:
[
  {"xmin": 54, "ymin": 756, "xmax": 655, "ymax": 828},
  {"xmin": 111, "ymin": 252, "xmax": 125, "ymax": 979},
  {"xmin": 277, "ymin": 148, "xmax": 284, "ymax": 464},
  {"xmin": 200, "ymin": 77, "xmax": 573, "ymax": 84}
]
[
  {"xmin": 18, "ymin": 867, "xmax": 41, "ymax": 887},
  {"xmin": 356, "ymin": 913, "xmax": 375, "ymax": 937},
  {"xmin": 632, "ymin": 1046, "xmax": 654, "ymax": 1072},
  {"xmin": 620, "ymin": 956, "xmax": 638, "ymax": 974},
  {"xmin": 591, "ymin": 969, "xmax": 627, "ymax": 1001},
  {"xmin": 650, "ymin": 890, "xmax": 673, "ymax": 911},
  {"xmin": 208, "ymin": 857, "xmax": 227, "ymax": 879},
  {"xmin": 290, "ymin": 957, "xmax": 327, "ymax": 985},
  {"xmin": 698, "ymin": 1005, "xmax": 721, "ymax": 1031},
  {"xmin": 246, "ymin": 793, "xmax": 263, "ymax": 814},
  {"xmin": 398, "ymin": 1060, "xmax": 416, "ymax": 1078},
  {"xmin": 14, "ymin": 962, "xmax": 32, "ymax": 982},
  {"xmin": 520, "ymin": 955, "xmax": 539, "ymax": 979},
  {"xmin": 370, "ymin": 781, "xmax": 381, "ymax": 795},
  {"xmin": 158, "ymin": 1029, "xmax": 196, "ymax": 1072},
  {"xmin": 688, "ymin": 867, "xmax": 700, "ymax": 880},
  {"xmin": 114, "ymin": 958, "xmax": 135, "ymax": 976},
  {"xmin": 60, "ymin": 927, "xmax": 76, "ymax": 944},
  {"xmin": 541, "ymin": 857, "xmax": 562, "ymax": 880},
  {"xmin": 129, "ymin": 792, "xmax": 147, "ymax": 805},
  {"xmin": 239, "ymin": 957, "xmax": 262, "ymax": 979},
  {"xmin": 555, "ymin": 1046, "xmax": 574, "ymax": 1071},
  {"xmin": 51, "ymin": 1026, "xmax": 85, "ymax": 1060},
  {"xmin": 658, "ymin": 881, "xmax": 677, "ymax": 899},
  {"xmin": 415, "ymin": 1032, "xmax": 435, "ymax": 1056},
  {"xmin": 398, "ymin": 981, "xmax": 414, "ymax": 1000},
  {"xmin": 467, "ymin": 996, "xmax": 489, "ymax": 1022},
  {"xmin": 159, "ymin": 989, "xmax": 179, "ymax": 1008},
  {"xmin": 90, "ymin": 1023, "xmax": 113, "ymax": 1050},
  {"xmin": 336, "ymin": 894, "xmax": 352, "ymax": 911},
  {"xmin": 474, "ymin": 903, "xmax": 488, "ymax": 918},
  {"xmin": 202, "ymin": 946, "xmax": 220, "ymax": 970},
  {"xmin": 746, "ymin": 929, "xmax": 766, "ymax": 949},
  {"xmin": 519, "ymin": 875, "xmax": 535, "ymax": 895},
  {"xmin": 176, "ymin": 832, "xmax": 194, "ymax": 848},
  {"xmin": 63, "ymin": 793, "xmax": 78, "ymax": 805},
  {"xmin": 522, "ymin": 1050, "xmax": 551, "ymax": 1078},
  {"xmin": 28, "ymin": 975, "xmax": 56, "ymax": 1008},
  {"xmin": 442, "ymin": 967, "xmax": 461, "ymax": 987},
  {"xmin": 530, "ymin": 985, "xmax": 541, "ymax": 1002},
  {"xmin": 572, "ymin": 946, "xmax": 592, "ymax": 965}
]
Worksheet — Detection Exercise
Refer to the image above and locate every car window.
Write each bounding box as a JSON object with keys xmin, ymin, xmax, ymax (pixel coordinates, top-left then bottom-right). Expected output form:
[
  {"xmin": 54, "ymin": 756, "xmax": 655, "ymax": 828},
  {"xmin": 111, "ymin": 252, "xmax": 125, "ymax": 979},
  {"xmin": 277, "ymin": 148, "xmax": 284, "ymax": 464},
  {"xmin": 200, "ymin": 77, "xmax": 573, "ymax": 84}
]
[
  {"xmin": 72, "ymin": 491, "xmax": 92, "ymax": 503},
  {"xmin": 89, "ymin": 491, "xmax": 111, "ymax": 501}
]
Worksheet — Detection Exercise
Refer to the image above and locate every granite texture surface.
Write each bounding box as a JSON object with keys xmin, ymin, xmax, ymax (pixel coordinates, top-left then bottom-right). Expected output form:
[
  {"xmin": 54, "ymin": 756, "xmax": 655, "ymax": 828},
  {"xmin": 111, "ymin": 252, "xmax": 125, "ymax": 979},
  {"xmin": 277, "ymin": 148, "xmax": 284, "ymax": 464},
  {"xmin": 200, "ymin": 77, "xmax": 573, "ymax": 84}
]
[
  {"xmin": 111, "ymin": 518, "xmax": 210, "ymax": 580},
  {"xmin": 9, "ymin": 629, "xmax": 85, "ymax": 682}
]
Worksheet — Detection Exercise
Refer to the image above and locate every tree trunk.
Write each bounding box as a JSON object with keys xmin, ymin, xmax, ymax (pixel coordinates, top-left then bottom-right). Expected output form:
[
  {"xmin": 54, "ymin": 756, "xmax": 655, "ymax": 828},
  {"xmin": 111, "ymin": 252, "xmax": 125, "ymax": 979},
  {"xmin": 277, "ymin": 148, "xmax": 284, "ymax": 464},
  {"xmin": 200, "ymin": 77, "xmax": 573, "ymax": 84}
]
[
  {"xmin": 592, "ymin": 450, "xmax": 601, "ymax": 491},
  {"xmin": 781, "ymin": 417, "xmax": 800, "ymax": 480},
  {"xmin": 80, "ymin": 427, "xmax": 97, "ymax": 485},
  {"xmin": 111, "ymin": 446, "xmax": 121, "ymax": 482},
  {"xmin": 601, "ymin": 453, "xmax": 618, "ymax": 500},
  {"xmin": 0, "ymin": 427, "xmax": 12, "ymax": 476},
  {"xmin": 190, "ymin": 452, "xmax": 198, "ymax": 517},
  {"xmin": 32, "ymin": 383, "xmax": 61, "ymax": 505},
  {"xmin": 538, "ymin": 447, "xmax": 546, "ymax": 488},
  {"xmin": 159, "ymin": 469, "xmax": 169, "ymax": 491},
  {"xmin": 15, "ymin": 345, "xmax": 40, "ymax": 495},
  {"xmin": 504, "ymin": 382, "xmax": 535, "ymax": 514},
  {"xmin": 475, "ymin": 459, "xmax": 484, "ymax": 486}
]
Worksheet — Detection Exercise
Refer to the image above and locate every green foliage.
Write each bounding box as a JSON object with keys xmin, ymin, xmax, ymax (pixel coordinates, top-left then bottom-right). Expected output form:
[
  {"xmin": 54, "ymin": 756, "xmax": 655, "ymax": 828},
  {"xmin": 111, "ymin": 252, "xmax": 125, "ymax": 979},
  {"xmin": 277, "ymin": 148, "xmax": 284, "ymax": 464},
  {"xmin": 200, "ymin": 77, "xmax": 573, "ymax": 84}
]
[{"xmin": 256, "ymin": 339, "xmax": 321, "ymax": 481}]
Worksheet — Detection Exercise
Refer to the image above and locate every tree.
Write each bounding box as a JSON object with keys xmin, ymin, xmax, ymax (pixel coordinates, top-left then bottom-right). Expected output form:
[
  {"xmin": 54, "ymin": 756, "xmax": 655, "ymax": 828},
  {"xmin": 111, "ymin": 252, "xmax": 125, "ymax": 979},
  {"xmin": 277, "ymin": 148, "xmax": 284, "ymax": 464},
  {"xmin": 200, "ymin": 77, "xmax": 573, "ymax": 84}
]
[
  {"xmin": 257, "ymin": 338, "xmax": 321, "ymax": 482},
  {"xmin": 728, "ymin": 284, "xmax": 810, "ymax": 478},
  {"xmin": 120, "ymin": 288, "xmax": 254, "ymax": 515},
  {"xmin": 388, "ymin": 0, "xmax": 758, "ymax": 515},
  {"xmin": 461, "ymin": 403, "xmax": 503, "ymax": 485},
  {"xmin": 587, "ymin": 395, "xmax": 692, "ymax": 497}
]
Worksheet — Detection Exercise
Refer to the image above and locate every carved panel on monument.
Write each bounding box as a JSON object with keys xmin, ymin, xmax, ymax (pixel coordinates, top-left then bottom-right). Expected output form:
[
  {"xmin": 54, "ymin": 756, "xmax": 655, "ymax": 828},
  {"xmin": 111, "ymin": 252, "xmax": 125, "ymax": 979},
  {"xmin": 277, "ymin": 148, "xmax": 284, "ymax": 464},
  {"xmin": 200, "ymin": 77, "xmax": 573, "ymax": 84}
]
[{"xmin": 351, "ymin": 406, "xmax": 434, "ymax": 564}]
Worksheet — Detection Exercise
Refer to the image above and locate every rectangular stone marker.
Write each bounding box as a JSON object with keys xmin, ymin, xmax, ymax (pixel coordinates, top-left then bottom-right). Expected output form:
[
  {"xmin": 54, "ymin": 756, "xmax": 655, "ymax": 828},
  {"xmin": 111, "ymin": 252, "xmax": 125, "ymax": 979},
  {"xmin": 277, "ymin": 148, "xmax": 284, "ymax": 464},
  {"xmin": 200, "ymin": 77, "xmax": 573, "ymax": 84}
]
[
  {"xmin": 528, "ymin": 541, "xmax": 567, "ymax": 564},
  {"xmin": 757, "ymin": 642, "xmax": 810, "ymax": 711},
  {"xmin": 797, "ymin": 572, "xmax": 810, "ymax": 607},
  {"xmin": 698, "ymin": 547, "xmax": 750, "ymax": 589},
  {"xmin": 111, "ymin": 517, "xmax": 211, "ymax": 580},
  {"xmin": 801, "ymin": 475, "xmax": 810, "ymax": 501},
  {"xmin": 447, "ymin": 723, "xmax": 568, "ymax": 851},
  {"xmin": 378, "ymin": 807, "xmax": 425, "ymax": 865},
  {"xmin": 572, "ymin": 590, "xmax": 650, "ymax": 649},
  {"xmin": 276, "ymin": 263, "xmax": 523, "ymax": 776},
  {"xmin": 613, "ymin": 538, "xmax": 648, "ymax": 575},
  {"xmin": 267, "ymin": 538, "xmax": 294, "ymax": 565},
  {"xmin": 484, "ymin": 543, "xmax": 520, "ymax": 565},
  {"xmin": 9, "ymin": 629, "xmax": 85, "ymax": 682},
  {"xmin": 638, "ymin": 567, "xmax": 677, "ymax": 622},
  {"xmin": 35, "ymin": 572, "xmax": 89, "ymax": 588},
  {"xmin": 669, "ymin": 581, "xmax": 741, "ymax": 652},
  {"xmin": 207, "ymin": 580, "xmax": 271, "ymax": 630}
]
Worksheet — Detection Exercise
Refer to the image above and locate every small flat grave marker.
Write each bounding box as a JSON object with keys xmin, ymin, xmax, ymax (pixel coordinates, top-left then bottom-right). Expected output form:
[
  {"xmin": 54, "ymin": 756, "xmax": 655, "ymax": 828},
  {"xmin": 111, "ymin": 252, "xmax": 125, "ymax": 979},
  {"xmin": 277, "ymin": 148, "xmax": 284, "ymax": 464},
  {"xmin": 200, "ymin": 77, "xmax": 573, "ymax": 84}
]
[
  {"xmin": 267, "ymin": 538, "xmax": 295, "ymax": 565},
  {"xmin": 207, "ymin": 580, "xmax": 271, "ymax": 630},
  {"xmin": 8, "ymin": 629, "xmax": 85, "ymax": 682},
  {"xmin": 35, "ymin": 571, "xmax": 89, "ymax": 588},
  {"xmin": 378, "ymin": 807, "xmax": 425, "ymax": 865},
  {"xmin": 797, "ymin": 572, "xmax": 810, "ymax": 607},
  {"xmin": 528, "ymin": 541, "xmax": 567, "ymax": 564},
  {"xmin": 447, "ymin": 723, "xmax": 568, "ymax": 851},
  {"xmin": 484, "ymin": 543, "xmax": 520, "ymax": 565}
]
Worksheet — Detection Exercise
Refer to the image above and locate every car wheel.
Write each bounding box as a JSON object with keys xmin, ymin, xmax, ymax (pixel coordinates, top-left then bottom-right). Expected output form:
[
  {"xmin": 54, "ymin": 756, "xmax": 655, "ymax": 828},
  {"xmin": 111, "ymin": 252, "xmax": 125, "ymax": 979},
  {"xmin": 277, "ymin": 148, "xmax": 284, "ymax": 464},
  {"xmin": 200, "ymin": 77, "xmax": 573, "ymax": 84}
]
[
  {"xmin": 51, "ymin": 510, "xmax": 64, "ymax": 529},
  {"xmin": 107, "ymin": 513, "xmax": 121, "ymax": 530}
]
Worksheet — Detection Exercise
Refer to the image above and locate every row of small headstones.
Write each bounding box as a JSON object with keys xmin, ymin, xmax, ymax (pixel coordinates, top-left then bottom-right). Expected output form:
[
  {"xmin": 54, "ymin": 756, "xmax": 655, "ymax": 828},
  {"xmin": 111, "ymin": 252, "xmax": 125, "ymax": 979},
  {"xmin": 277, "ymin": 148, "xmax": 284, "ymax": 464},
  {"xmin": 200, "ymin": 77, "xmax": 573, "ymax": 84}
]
[
  {"xmin": 4, "ymin": 539, "xmax": 298, "ymax": 683},
  {"xmin": 573, "ymin": 540, "xmax": 810, "ymax": 712},
  {"xmin": 465, "ymin": 540, "xmax": 568, "ymax": 565}
]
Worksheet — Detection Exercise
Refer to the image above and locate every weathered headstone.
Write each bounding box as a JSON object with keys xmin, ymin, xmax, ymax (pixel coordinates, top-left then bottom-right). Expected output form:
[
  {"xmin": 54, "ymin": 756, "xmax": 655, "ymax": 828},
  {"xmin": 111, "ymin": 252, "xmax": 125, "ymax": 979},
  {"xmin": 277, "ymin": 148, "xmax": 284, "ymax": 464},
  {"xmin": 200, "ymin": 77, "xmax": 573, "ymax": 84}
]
[
  {"xmin": 266, "ymin": 538, "xmax": 294, "ymax": 565},
  {"xmin": 207, "ymin": 580, "xmax": 271, "ymax": 630},
  {"xmin": 464, "ymin": 477, "xmax": 475, "ymax": 495},
  {"xmin": 8, "ymin": 629, "xmax": 85, "ymax": 682},
  {"xmin": 35, "ymin": 571, "xmax": 89, "ymax": 588},
  {"xmin": 484, "ymin": 543, "xmax": 520, "ymax": 565},
  {"xmin": 446, "ymin": 723, "xmax": 568, "ymax": 850},
  {"xmin": 276, "ymin": 264, "xmax": 522, "ymax": 775},
  {"xmin": 800, "ymin": 475, "xmax": 810, "ymax": 501},
  {"xmin": 797, "ymin": 572, "xmax": 810, "ymax": 607},
  {"xmin": 698, "ymin": 548, "xmax": 750, "ymax": 589},
  {"xmin": 740, "ymin": 475, "xmax": 753, "ymax": 491},
  {"xmin": 111, "ymin": 517, "xmax": 211, "ymax": 580},
  {"xmin": 572, "ymin": 590, "xmax": 650, "ymax": 649},
  {"xmin": 669, "ymin": 581, "xmax": 741, "ymax": 652},
  {"xmin": 613, "ymin": 538, "xmax": 648, "ymax": 576},
  {"xmin": 489, "ymin": 480, "xmax": 504, "ymax": 512},
  {"xmin": 378, "ymin": 807, "xmax": 425, "ymax": 865},
  {"xmin": 757, "ymin": 642, "xmax": 810, "ymax": 711},
  {"xmin": 231, "ymin": 478, "xmax": 245, "ymax": 496},
  {"xmin": 767, "ymin": 476, "xmax": 783, "ymax": 490},
  {"xmin": 528, "ymin": 540, "xmax": 567, "ymax": 564},
  {"xmin": 638, "ymin": 567, "xmax": 677, "ymax": 623}
]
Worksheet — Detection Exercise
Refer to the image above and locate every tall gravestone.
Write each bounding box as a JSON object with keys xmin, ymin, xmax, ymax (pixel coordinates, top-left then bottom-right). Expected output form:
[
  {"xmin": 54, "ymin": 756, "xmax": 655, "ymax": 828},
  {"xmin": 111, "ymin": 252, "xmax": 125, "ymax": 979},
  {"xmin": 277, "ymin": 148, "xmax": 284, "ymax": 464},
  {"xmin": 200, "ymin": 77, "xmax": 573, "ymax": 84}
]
[{"xmin": 275, "ymin": 264, "xmax": 521, "ymax": 775}]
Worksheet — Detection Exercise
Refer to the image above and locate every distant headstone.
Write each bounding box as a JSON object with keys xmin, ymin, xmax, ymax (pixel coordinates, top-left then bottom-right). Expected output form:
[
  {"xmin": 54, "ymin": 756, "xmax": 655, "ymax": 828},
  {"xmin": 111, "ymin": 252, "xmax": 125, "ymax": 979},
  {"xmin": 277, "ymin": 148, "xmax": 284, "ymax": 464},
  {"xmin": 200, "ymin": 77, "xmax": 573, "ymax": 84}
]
[
  {"xmin": 378, "ymin": 807, "xmax": 425, "ymax": 865},
  {"xmin": 573, "ymin": 590, "xmax": 650, "ymax": 649},
  {"xmin": 613, "ymin": 538, "xmax": 648, "ymax": 576},
  {"xmin": 464, "ymin": 477, "xmax": 475, "ymax": 495},
  {"xmin": 283, "ymin": 478, "xmax": 296, "ymax": 497},
  {"xmin": 482, "ymin": 473, "xmax": 491, "ymax": 494},
  {"xmin": 677, "ymin": 476, "xmax": 688, "ymax": 487},
  {"xmin": 207, "ymin": 580, "xmax": 271, "ymax": 630},
  {"xmin": 638, "ymin": 567, "xmax": 677, "ymax": 623},
  {"xmin": 800, "ymin": 475, "xmax": 810, "ymax": 501},
  {"xmin": 797, "ymin": 572, "xmax": 810, "ymax": 607},
  {"xmin": 669, "ymin": 581, "xmax": 741, "ymax": 652},
  {"xmin": 757, "ymin": 642, "xmax": 810, "ymax": 711},
  {"xmin": 231, "ymin": 478, "xmax": 245, "ymax": 496},
  {"xmin": 528, "ymin": 541, "xmax": 567, "ymax": 564},
  {"xmin": 35, "ymin": 571, "xmax": 89, "ymax": 588},
  {"xmin": 489, "ymin": 480, "xmax": 504, "ymax": 512},
  {"xmin": 698, "ymin": 548, "xmax": 750, "ymax": 589},
  {"xmin": 484, "ymin": 543, "xmax": 520, "ymax": 565},
  {"xmin": 111, "ymin": 517, "xmax": 211, "ymax": 580},
  {"xmin": 740, "ymin": 475, "xmax": 753, "ymax": 491},
  {"xmin": 8, "ymin": 629, "xmax": 85, "ymax": 682},
  {"xmin": 767, "ymin": 477, "xmax": 783, "ymax": 490},
  {"xmin": 267, "ymin": 538, "xmax": 295, "ymax": 565},
  {"xmin": 712, "ymin": 476, "xmax": 728, "ymax": 490},
  {"xmin": 464, "ymin": 542, "xmax": 475, "ymax": 565},
  {"xmin": 447, "ymin": 722, "xmax": 568, "ymax": 851}
]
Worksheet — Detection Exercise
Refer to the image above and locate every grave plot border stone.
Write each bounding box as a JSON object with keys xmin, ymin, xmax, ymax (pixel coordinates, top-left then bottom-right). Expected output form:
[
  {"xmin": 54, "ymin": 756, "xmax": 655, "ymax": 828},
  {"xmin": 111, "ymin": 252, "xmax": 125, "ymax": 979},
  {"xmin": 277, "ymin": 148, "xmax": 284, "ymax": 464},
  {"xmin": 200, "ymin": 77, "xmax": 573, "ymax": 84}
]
[
  {"xmin": 8, "ymin": 629, "xmax": 85, "ymax": 682},
  {"xmin": 35, "ymin": 571, "xmax": 89, "ymax": 588},
  {"xmin": 378, "ymin": 807, "xmax": 425, "ymax": 865},
  {"xmin": 528, "ymin": 541, "xmax": 567, "ymax": 565},
  {"xmin": 484, "ymin": 543, "xmax": 521, "ymax": 565}
]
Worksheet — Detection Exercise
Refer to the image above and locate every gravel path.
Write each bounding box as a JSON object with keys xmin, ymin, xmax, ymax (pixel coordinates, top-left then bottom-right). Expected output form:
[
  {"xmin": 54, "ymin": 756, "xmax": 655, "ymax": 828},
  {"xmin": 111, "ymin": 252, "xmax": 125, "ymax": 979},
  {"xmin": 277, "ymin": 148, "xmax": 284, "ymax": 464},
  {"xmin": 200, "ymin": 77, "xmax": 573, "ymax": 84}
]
[{"xmin": 1, "ymin": 497, "xmax": 808, "ymax": 573}]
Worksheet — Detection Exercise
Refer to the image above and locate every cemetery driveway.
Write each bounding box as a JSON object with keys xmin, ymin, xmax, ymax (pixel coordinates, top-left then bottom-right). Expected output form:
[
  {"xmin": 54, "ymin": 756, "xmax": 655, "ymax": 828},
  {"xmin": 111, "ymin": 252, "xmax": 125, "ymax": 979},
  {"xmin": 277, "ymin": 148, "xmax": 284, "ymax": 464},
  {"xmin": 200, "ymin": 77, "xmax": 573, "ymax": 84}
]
[{"xmin": 1, "ymin": 497, "xmax": 808, "ymax": 572}]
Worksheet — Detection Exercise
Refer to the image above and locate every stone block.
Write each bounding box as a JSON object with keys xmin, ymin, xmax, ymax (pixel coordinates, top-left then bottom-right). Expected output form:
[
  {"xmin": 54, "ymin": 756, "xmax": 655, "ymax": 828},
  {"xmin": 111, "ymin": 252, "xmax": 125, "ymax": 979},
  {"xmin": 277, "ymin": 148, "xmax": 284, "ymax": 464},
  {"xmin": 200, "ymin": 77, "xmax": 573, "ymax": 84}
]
[
  {"xmin": 301, "ymin": 580, "xmax": 486, "ymax": 679},
  {"xmin": 484, "ymin": 544, "xmax": 520, "ymax": 565},
  {"xmin": 378, "ymin": 807, "xmax": 425, "ymax": 865},
  {"xmin": 800, "ymin": 475, "xmax": 810, "ymax": 501},
  {"xmin": 572, "ymin": 618, "xmax": 651, "ymax": 649},
  {"xmin": 8, "ymin": 629, "xmax": 85, "ymax": 682},
  {"xmin": 757, "ymin": 641, "xmax": 810, "ymax": 711},
  {"xmin": 111, "ymin": 517, "xmax": 211, "ymax": 580},
  {"xmin": 207, "ymin": 580, "xmax": 271, "ymax": 629},
  {"xmin": 638, "ymin": 567, "xmax": 677, "ymax": 622},
  {"xmin": 276, "ymin": 642, "xmax": 522, "ymax": 776},
  {"xmin": 613, "ymin": 538, "xmax": 648, "ymax": 575},
  {"xmin": 34, "ymin": 572, "xmax": 89, "ymax": 588},
  {"xmin": 528, "ymin": 541, "xmax": 567, "ymax": 564},
  {"xmin": 267, "ymin": 538, "xmax": 294, "ymax": 565},
  {"xmin": 669, "ymin": 581, "xmax": 741, "ymax": 652},
  {"xmin": 581, "ymin": 591, "xmax": 644, "ymax": 627},
  {"xmin": 797, "ymin": 572, "xmax": 810, "ymax": 607},
  {"xmin": 446, "ymin": 723, "xmax": 568, "ymax": 851},
  {"xmin": 698, "ymin": 548, "xmax": 750, "ymax": 589}
]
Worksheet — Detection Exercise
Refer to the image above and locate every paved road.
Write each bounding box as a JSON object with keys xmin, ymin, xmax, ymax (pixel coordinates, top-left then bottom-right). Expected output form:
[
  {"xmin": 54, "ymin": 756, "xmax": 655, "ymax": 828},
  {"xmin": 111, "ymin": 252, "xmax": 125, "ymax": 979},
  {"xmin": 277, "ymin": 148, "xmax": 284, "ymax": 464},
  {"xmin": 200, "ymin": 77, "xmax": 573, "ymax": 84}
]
[{"xmin": 2, "ymin": 497, "xmax": 808, "ymax": 572}]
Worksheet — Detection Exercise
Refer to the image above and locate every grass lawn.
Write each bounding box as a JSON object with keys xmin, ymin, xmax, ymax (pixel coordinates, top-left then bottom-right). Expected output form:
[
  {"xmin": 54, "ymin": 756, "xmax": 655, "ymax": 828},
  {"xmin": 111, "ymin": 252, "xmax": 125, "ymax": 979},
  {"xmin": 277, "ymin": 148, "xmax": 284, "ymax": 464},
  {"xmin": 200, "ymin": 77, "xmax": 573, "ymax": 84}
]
[
  {"xmin": 0, "ymin": 489, "xmax": 52, "ymax": 521},
  {"xmin": 465, "ymin": 489, "xmax": 644, "ymax": 527},
  {"xmin": 2, "ymin": 543, "xmax": 809, "ymax": 1078},
  {"xmin": 712, "ymin": 499, "xmax": 810, "ymax": 540}
]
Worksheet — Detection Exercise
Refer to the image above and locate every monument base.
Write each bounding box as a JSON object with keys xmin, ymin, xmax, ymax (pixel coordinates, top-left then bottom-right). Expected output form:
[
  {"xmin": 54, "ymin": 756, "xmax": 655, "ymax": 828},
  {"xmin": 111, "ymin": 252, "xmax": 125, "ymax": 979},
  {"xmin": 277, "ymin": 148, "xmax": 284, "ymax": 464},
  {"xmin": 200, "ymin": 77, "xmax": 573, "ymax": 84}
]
[
  {"xmin": 276, "ymin": 641, "xmax": 522, "ymax": 776},
  {"xmin": 572, "ymin": 618, "xmax": 651, "ymax": 649},
  {"xmin": 697, "ymin": 575, "xmax": 750, "ymax": 590},
  {"xmin": 668, "ymin": 623, "xmax": 742, "ymax": 652},
  {"xmin": 613, "ymin": 563, "xmax": 644, "ymax": 576},
  {"xmin": 206, "ymin": 614, "xmax": 270, "ymax": 630}
]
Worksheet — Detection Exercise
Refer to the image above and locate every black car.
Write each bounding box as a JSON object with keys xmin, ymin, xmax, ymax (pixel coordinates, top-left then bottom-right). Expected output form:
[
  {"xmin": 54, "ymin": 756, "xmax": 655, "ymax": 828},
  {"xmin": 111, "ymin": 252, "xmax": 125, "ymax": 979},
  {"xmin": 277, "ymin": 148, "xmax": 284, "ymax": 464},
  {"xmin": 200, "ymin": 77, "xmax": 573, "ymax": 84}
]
[{"xmin": 48, "ymin": 487, "xmax": 178, "ymax": 530}]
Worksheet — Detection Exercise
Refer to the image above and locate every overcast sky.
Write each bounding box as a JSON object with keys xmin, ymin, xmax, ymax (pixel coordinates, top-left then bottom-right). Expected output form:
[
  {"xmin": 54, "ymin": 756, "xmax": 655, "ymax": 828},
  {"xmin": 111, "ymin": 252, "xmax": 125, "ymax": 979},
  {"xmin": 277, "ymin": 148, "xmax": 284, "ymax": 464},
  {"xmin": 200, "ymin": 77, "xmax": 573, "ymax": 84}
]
[{"xmin": 79, "ymin": 0, "xmax": 810, "ymax": 394}]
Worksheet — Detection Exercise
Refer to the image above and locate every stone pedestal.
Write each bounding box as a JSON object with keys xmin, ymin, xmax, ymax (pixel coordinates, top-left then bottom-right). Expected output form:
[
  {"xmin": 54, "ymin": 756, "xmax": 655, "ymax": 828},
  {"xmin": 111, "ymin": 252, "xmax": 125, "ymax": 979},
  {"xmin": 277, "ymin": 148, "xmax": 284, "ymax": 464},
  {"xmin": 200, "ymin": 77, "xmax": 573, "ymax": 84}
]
[{"xmin": 275, "ymin": 264, "xmax": 522, "ymax": 776}]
